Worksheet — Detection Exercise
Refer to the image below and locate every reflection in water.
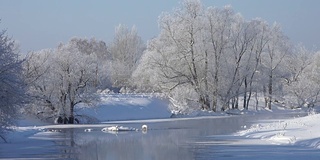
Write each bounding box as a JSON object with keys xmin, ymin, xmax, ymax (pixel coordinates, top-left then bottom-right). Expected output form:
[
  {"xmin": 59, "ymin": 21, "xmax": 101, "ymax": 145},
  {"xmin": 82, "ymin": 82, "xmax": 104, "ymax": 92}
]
[
  {"xmin": 75, "ymin": 129, "xmax": 193, "ymax": 160},
  {"xmin": 68, "ymin": 116, "xmax": 251, "ymax": 160},
  {"xmin": 55, "ymin": 129, "xmax": 77, "ymax": 159}
]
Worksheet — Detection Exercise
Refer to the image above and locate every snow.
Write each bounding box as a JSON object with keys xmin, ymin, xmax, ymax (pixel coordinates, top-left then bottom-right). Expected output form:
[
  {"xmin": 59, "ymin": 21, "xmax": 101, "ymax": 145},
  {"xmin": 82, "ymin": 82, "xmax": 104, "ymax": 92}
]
[
  {"xmin": 236, "ymin": 111, "xmax": 320, "ymax": 148},
  {"xmin": 76, "ymin": 94, "xmax": 172, "ymax": 122},
  {"xmin": 101, "ymin": 126, "xmax": 138, "ymax": 132}
]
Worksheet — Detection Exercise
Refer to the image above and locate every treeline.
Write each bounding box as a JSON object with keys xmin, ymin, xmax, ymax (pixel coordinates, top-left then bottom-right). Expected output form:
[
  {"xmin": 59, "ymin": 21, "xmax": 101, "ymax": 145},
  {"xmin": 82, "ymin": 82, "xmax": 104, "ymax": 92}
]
[
  {"xmin": 1, "ymin": 0, "xmax": 320, "ymax": 125},
  {"xmin": 134, "ymin": 0, "xmax": 320, "ymax": 113}
]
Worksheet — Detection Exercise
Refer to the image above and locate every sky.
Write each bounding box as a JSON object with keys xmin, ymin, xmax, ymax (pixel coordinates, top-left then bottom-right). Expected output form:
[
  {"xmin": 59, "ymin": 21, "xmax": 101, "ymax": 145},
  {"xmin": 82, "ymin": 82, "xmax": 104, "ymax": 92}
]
[{"xmin": 0, "ymin": 0, "xmax": 320, "ymax": 54}]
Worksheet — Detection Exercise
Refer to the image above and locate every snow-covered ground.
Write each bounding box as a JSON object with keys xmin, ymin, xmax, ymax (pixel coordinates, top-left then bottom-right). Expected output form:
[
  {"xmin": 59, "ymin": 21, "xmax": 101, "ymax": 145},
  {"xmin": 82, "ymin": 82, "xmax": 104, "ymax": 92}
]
[
  {"xmin": 235, "ymin": 110, "xmax": 320, "ymax": 149},
  {"xmin": 75, "ymin": 94, "xmax": 172, "ymax": 122}
]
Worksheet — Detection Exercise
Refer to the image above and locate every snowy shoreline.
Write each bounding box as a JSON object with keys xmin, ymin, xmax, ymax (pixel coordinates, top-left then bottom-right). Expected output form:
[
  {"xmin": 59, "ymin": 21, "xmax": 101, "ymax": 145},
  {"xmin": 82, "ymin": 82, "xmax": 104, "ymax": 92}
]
[{"xmin": 235, "ymin": 111, "xmax": 320, "ymax": 149}]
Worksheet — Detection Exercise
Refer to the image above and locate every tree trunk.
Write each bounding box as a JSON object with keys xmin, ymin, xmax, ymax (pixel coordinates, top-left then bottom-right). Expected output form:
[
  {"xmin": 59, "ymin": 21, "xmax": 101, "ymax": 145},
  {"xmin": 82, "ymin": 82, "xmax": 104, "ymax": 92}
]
[
  {"xmin": 231, "ymin": 98, "xmax": 235, "ymax": 109},
  {"xmin": 200, "ymin": 95, "xmax": 210, "ymax": 110},
  {"xmin": 243, "ymin": 78, "xmax": 248, "ymax": 110},
  {"xmin": 246, "ymin": 91, "xmax": 251, "ymax": 110},
  {"xmin": 204, "ymin": 50, "xmax": 211, "ymax": 111},
  {"xmin": 197, "ymin": 50, "xmax": 211, "ymax": 111},
  {"xmin": 263, "ymin": 85, "xmax": 268, "ymax": 108},
  {"xmin": 69, "ymin": 101, "xmax": 75, "ymax": 124},
  {"xmin": 255, "ymin": 89, "xmax": 259, "ymax": 110},
  {"xmin": 235, "ymin": 93, "xmax": 239, "ymax": 109},
  {"xmin": 212, "ymin": 95, "xmax": 217, "ymax": 112},
  {"xmin": 267, "ymin": 74, "xmax": 273, "ymax": 110},
  {"xmin": 213, "ymin": 62, "xmax": 219, "ymax": 112}
]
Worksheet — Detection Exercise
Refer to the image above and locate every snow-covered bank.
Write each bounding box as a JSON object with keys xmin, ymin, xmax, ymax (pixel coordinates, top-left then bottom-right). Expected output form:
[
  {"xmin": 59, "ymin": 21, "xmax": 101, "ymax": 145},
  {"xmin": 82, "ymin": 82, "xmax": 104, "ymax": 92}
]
[
  {"xmin": 76, "ymin": 94, "xmax": 172, "ymax": 122},
  {"xmin": 236, "ymin": 111, "xmax": 320, "ymax": 149}
]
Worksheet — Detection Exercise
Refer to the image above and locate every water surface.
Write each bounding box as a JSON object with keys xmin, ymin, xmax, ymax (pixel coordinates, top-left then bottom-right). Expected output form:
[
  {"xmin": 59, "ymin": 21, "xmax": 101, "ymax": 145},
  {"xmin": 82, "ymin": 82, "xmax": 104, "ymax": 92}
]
[{"xmin": 1, "ymin": 113, "xmax": 319, "ymax": 160}]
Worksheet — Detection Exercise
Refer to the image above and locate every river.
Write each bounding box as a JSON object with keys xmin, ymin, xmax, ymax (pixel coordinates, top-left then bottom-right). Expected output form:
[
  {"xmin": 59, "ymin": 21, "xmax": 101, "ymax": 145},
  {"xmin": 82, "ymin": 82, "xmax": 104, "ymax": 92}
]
[{"xmin": 1, "ymin": 112, "xmax": 319, "ymax": 160}]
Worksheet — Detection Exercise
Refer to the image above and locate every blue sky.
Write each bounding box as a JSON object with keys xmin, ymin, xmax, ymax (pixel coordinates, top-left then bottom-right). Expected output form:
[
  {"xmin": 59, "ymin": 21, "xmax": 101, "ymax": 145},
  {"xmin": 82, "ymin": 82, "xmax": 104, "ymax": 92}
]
[{"xmin": 0, "ymin": 0, "xmax": 319, "ymax": 53}]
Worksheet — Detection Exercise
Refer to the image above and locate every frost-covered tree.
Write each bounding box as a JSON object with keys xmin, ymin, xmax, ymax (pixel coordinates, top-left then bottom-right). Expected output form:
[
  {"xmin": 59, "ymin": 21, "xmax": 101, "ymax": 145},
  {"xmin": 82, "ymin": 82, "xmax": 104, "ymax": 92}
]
[
  {"xmin": 24, "ymin": 49, "xmax": 56, "ymax": 118},
  {"xmin": 282, "ymin": 45, "xmax": 312, "ymax": 86},
  {"xmin": 55, "ymin": 42, "xmax": 98, "ymax": 123},
  {"xmin": 260, "ymin": 23, "xmax": 290, "ymax": 109},
  {"xmin": 134, "ymin": 0, "xmax": 311, "ymax": 113},
  {"xmin": 204, "ymin": 5, "xmax": 235, "ymax": 111},
  {"xmin": 25, "ymin": 38, "xmax": 105, "ymax": 123},
  {"xmin": 64, "ymin": 38, "xmax": 111, "ymax": 89},
  {"xmin": 283, "ymin": 47, "xmax": 318, "ymax": 108},
  {"xmin": 0, "ymin": 23, "xmax": 25, "ymax": 141},
  {"xmin": 240, "ymin": 19, "xmax": 270, "ymax": 110},
  {"xmin": 131, "ymin": 45, "xmax": 163, "ymax": 92},
  {"xmin": 144, "ymin": 0, "xmax": 210, "ymax": 111},
  {"xmin": 145, "ymin": 1, "xmax": 269, "ymax": 112},
  {"xmin": 108, "ymin": 24, "xmax": 145, "ymax": 88}
]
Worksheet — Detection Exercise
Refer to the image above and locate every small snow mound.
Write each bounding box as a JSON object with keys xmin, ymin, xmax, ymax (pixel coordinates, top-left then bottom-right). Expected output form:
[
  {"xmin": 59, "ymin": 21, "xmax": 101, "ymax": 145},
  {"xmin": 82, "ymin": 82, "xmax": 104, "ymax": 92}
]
[
  {"xmin": 142, "ymin": 124, "xmax": 148, "ymax": 131},
  {"xmin": 268, "ymin": 133, "xmax": 296, "ymax": 144},
  {"xmin": 102, "ymin": 126, "xmax": 118, "ymax": 132},
  {"xmin": 142, "ymin": 124, "xmax": 148, "ymax": 134},
  {"xmin": 101, "ymin": 126, "xmax": 138, "ymax": 132},
  {"xmin": 84, "ymin": 128, "xmax": 93, "ymax": 132}
]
